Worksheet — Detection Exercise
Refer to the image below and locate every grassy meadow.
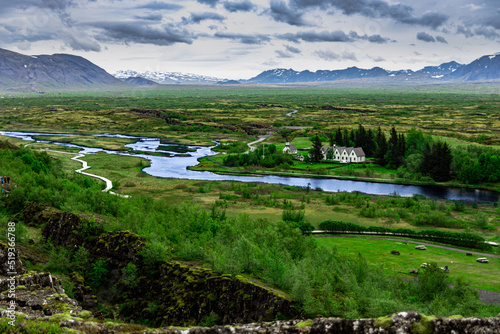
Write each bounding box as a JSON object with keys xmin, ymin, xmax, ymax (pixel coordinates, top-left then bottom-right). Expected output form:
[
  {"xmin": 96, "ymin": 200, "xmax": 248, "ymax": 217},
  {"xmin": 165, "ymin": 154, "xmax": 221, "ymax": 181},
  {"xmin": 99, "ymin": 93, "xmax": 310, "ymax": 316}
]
[{"xmin": 0, "ymin": 85, "xmax": 499, "ymax": 320}]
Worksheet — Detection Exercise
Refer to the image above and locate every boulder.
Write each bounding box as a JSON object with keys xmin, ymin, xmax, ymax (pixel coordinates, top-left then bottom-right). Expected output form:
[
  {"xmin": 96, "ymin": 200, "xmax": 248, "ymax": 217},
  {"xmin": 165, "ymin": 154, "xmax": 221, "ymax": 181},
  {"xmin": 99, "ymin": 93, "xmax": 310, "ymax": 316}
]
[
  {"xmin": 476, "ymin": 258, "xmax": 489, "ymax": 263},
  {"xmin": 415, "ymin": 245, "xmax": 427, "ymax": 250},
  {"xmin": 391, "ymin": 250, "xmax": 400, "ymax": 255}
]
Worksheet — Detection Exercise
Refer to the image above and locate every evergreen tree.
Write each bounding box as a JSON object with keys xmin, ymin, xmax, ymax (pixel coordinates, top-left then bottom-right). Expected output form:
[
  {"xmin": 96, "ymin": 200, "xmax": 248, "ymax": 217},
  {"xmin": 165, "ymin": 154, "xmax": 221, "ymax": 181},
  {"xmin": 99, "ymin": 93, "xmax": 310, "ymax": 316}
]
[
  {"xmin": 420, "ymin": 142, "xmax": 452, "ymax": 182},
  {"xmin": 342, "ymin": 128, "xmax": 350, "ymax": 147},
  {"xmin": 385, "ymin": 127, "xmax": 403, "ymax": 168},
  {"xmin": 328, "ymin": 132, "xmax": 335, "ymax": 147},
  {"xmin": 364, "ymin": 128, "xmax": 376, "ymax": 157},
  {"xmin": 335, "ymin": 128, "xmax": 343, "ymax": 146},
  {"xmin": 309, "ymin": 135, "xmax": 324, "ymax": 162},
  {"xmin": 375, "ymin": 127, "xmax": 387, "ymax": 165}
]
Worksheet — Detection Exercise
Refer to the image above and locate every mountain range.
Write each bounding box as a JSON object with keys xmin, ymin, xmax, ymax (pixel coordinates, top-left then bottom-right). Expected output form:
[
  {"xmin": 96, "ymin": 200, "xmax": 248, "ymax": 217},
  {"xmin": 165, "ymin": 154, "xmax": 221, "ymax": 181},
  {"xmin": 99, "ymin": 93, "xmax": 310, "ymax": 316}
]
[
  {"xmin": 114, "ymin": 70, "xmax": 220, "ymax": 85},
  {"xmin": 0, "ymin": 48, "xmax": 126, "ymax": 92},
  {"xmin": 0, "ymin": 47, "xmax": 500, "ymax": 91}
]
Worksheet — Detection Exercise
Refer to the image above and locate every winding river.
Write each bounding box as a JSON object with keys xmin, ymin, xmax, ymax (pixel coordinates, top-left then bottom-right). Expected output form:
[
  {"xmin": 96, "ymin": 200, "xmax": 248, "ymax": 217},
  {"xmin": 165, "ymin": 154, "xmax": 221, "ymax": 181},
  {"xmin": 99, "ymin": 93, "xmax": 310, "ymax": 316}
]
[{"xmin": 2, "ymin": 131, "xmax": 499, "ymax": 202}]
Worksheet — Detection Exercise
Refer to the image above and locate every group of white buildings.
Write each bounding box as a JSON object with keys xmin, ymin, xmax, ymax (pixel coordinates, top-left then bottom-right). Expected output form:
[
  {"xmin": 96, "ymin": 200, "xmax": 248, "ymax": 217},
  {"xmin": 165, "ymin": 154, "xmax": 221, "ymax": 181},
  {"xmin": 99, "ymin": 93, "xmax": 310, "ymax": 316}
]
[{"xmin": 283, "ymin": 142, "xmax": 366, "ymax": 163}]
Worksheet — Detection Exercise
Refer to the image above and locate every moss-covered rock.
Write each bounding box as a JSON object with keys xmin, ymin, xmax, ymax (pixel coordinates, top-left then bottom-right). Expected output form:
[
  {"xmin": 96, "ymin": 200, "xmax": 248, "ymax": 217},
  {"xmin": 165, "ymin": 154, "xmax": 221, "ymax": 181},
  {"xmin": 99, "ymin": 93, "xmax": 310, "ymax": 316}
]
[
  {"xmin": 0, "ymin": 241, "xmax": 23, "ymax": 275},
  {"xmin": 114, "ymin": 260, "xmax": 296, "ymax": 327}
]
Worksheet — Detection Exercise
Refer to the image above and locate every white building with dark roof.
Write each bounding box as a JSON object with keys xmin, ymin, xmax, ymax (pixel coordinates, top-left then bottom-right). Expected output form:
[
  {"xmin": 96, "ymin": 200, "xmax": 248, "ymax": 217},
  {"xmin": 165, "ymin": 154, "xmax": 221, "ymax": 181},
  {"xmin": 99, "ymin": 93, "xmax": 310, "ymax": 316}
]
[
  {"xmin": 283, "ymin": 142, "xmax": 298, "ymax": 154},
  {"xmin": 322, "ymin": 145, "xmax": 366, "ymax": 163}
]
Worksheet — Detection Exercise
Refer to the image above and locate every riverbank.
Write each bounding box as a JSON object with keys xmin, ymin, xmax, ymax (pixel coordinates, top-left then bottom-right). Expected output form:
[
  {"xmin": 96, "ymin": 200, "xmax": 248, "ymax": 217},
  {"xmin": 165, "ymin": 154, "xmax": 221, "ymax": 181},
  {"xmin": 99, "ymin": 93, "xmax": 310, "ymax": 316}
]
[{"xmin": 189, "ymin": 155, "xmax": 500, "ymax": 196}]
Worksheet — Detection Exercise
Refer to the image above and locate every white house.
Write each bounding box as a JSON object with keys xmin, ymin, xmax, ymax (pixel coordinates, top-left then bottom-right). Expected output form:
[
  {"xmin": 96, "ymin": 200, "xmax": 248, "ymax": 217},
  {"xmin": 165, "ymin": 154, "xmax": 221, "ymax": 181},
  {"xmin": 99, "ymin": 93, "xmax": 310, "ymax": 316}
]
[
  {"xmin": 283, "ymin": 142, "xmax": 298, "ymax": 154},
  {"xmin": 322, "ymin": 145, "xmax": 365, "ymax": 163}
]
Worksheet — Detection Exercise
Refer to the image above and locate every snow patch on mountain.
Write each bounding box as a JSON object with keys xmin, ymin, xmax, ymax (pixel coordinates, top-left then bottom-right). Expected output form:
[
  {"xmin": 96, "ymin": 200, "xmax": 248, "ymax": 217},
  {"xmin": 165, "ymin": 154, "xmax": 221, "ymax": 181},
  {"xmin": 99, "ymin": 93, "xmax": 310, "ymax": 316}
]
[{"xmin": 114, "ymin": 70, "xmax": 224, "ymax": 85}]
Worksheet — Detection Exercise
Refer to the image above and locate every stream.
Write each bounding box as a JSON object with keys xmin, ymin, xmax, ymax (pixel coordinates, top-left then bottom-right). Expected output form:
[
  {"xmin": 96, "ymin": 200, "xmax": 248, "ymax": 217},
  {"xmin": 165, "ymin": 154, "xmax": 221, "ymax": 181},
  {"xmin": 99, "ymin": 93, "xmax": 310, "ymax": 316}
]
[{"xmin": 2, "ymin": 131, "xmax": 499, "ymax": 202}]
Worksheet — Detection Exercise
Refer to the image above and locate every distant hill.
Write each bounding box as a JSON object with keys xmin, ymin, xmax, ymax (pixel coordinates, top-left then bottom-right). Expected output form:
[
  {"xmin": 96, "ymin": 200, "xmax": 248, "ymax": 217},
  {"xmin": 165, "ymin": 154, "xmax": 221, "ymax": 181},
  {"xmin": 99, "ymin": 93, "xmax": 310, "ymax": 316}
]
[
  {"xmin": 121, "ymin": 76, "xmax": 159, "ymax": 87},
  {"xmin": 243, "ymin": 61, "xmax": 467, "ymax": 84},
  {"xmin": 448, "ymin": 53, "xmax": 500, "ymax": 81},
  {"xmin": 216, "ymin": 80, "xmax": 241, "ymax": 85},
  {"xmin": 244, "ymin": 67, "xmax": 389, "ymax": 84},
  {"xmin": 0, "ymin": 48, "xmax": 128, "ymax": 92},
  {"xmin": 114, "ymin": 70, "xmax": 222, "ymax": 85}
]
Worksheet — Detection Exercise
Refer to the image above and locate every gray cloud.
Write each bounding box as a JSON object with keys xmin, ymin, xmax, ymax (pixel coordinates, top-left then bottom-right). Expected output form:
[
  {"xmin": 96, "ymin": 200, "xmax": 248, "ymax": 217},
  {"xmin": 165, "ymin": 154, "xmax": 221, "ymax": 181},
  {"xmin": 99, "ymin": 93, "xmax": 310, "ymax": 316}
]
[
  {"xmin": 276, "ymin": 50, "xmax": 294, "ymax": 58},
  {"xmin": 367, "ymin": 34, "xmax": 391, "ymax": 44},
  {"xmin": 369, "ymin": 55, "xmax": 385, "ymax": 62},
  {"xmin": 197, "ymin": 0, "xmax": 219, "ymax": 8},
  {"xmin": 134, "ymin": 14, "xmax": 163, "ymax": 21},
  {"xmin": 314, "ymin": 49, "xmax": 339, "ymax": 60},
  {"xmin": 285, "ymin": 44, "xmax": 301, "ymax": 54},
  {"xmin": 416, "ymin": 31, "xmax": 435, "ymax": 42},
  {"xmin": 278, "ymin": 30, "xmax": 353, "ymax": 42},
  {"xmin": 276, "ymin": 44, "xmax": 302, "ymax": 58},
  {"xmin": 284, "ymin": 0, "xmax": 448, "ymax": 28},
  {"xmin": 214, "ymin": 32, "xmax": 270, "ymax": 44},
  {"xmin": 435, "ymin": 35, "xmax": 447, "ymax": 44},
  {"xmin": 182, "ymin": 12, "xmax": 226, "ymax": 24},
  {"xmin": 223, "ymin": 1, "xmax": 255, "ymax": 12},
  {"xmin": 67, "ymin": 34, "xmax": 101, "ymax": 52},
  {"xmin": 277, "ymin": 30, "xmax": 390, "ymax": 44},
  {"xmin": 269, "ymin": 0, "xmax": 309, "ymax": 26},
  {"xmin": 134, "ymin": 1, "xmax": 183, "ymax": 11},
  {"xmin": 400, "ymin": 12, "xmax": 448, "ymax": 29},
  {"xmin": 93, "ymin": 22, "xmax": 193, "ymax": 46},
  {"xmin": 314, "ymin": 49, "xmax": 358, "ymax": 61},
  {"xmin": 457, "ymin": 24, "xmax": 499, "ymax": 40}
]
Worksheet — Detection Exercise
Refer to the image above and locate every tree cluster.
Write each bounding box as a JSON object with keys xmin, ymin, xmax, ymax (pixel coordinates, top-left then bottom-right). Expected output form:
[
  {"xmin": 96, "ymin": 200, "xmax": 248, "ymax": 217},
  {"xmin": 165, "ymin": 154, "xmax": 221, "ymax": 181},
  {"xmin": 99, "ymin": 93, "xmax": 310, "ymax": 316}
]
[{"xmin": 223, "ymin": 145, "xmax": 294, "ymax": 168}]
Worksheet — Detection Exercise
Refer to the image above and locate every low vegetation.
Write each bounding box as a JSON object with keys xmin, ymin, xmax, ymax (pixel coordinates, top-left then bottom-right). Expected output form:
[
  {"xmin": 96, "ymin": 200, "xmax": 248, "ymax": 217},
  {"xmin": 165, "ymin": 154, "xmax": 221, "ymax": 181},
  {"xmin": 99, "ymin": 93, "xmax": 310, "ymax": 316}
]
[{"xmin": 0, "ymin": 86, "xmax": 499, "ymax": 327}]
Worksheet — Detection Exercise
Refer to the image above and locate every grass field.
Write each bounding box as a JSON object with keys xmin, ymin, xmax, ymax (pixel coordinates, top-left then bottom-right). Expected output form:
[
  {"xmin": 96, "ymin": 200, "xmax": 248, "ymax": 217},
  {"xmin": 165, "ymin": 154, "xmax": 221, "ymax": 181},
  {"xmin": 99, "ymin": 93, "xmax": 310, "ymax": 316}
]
[{"xmin": 316, "ymin": 236, "xmax": 500, "ymax": 292}]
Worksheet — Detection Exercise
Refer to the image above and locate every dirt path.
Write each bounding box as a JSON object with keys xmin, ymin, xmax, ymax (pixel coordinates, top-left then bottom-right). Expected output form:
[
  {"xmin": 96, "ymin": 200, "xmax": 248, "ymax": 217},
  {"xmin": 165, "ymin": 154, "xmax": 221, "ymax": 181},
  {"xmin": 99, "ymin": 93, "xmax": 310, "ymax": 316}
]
[
  {"xmin": 246, "ymin": 132, "xmax": 274, "ymax": 153},
  {"xmin": 44, "ymin": 149, "xmax": 130, "ymax": 198}
]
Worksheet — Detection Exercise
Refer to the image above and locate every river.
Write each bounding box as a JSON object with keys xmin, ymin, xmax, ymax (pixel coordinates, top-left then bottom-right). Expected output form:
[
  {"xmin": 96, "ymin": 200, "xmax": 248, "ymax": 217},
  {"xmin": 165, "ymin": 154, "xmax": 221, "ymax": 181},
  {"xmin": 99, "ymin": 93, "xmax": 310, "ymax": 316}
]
[{"xmin": 2, "ymin": 131, "xmax": 499, "ymax": 202}]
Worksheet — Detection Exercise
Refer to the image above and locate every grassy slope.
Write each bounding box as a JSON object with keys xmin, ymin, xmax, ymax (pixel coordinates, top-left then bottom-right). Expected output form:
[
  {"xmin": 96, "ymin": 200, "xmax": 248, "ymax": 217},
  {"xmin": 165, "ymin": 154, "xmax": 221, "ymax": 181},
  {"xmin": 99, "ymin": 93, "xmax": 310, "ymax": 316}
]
[{"xmin": 316, "ymin": 237, "xmax": 500, "ymax": 292}]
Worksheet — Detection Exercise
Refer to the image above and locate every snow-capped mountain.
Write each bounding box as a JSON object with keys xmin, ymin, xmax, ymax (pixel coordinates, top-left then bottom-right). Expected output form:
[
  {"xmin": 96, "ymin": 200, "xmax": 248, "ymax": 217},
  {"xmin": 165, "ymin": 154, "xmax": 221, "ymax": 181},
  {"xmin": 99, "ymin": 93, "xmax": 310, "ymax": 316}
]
[
  {"xmin": 114, "ymin": 70, "xmax": 223, "ymax": 85},
  {"xmin": 244, "ymin": 67, "xmax": 388, "ymax": 84},
  {"xmin": 416, "ymin": 61, "xmax": 462, "ymax": 74},
  {"xmin": 448, "ymin": 53, "xmax": 500, "ymax": 81}
]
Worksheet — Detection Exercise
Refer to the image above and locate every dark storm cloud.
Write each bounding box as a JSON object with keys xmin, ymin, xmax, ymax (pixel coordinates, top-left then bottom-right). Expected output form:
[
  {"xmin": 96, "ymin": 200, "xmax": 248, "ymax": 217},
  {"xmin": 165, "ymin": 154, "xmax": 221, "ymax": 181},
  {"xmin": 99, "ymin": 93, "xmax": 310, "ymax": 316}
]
[
  {"xmin": 134, "ymin": 14, "xmax": 163, "ymax": 21},
  {"xmin": 278, "ymin": 0, "xmax": 448, "ymax": 28},
  {"xmin": 223, "ymin": 1, "xmax": 255, "ymax": 12},
  {"xmin": 416, "ymin": 31, "xmax": 435, "ymax": 42},
  {"xmin": 269, "ymin": 0, "xmax": 309, "ymax": 26},
  {"xmin": 182, "ymin": 12, "xmax": 226, "ymax": 24},
  {"xmin": 214, "ymin": 32, "xmax": 270, "ymax": 44},
  {"xmin": 135, "ymin": 1, "xmax": 183, "ymax": 10},
  {"xmin": 277, "ymin": 30, "xmax": 391, "ymax": 43},
  {"xmin": 197, "ymin": 0, "xmax": 219, "ymax": 8},
  {"xmin": 93, "ymin": 22, "xmax": 193, "ymax": 46}
]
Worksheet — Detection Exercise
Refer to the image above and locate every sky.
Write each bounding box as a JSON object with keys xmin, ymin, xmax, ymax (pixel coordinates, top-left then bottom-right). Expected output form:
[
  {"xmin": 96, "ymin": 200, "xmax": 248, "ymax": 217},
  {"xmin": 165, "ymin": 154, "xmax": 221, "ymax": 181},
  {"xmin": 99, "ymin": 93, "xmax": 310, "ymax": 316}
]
[{"xmin": 0, "ymin": 0, "xmax": 499, "ymax": 79}]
